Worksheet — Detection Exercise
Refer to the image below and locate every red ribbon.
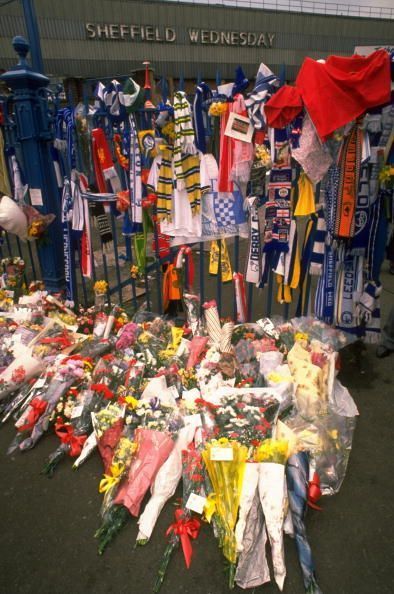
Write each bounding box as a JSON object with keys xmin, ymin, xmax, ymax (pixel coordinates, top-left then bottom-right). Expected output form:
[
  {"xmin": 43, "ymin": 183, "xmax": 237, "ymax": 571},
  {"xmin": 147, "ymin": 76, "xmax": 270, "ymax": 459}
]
[
  {"xmin": 55, "ymin": 421, "xmax": 87, "ymax": 457},
  {"xmin": 165, "ymin": 509, "xmax": 201, "ymax": 568},
  {"xmin": 18, "ymin": 398, "xmax": 47, "ymax": 432},
  {"xmin": 307, "ymin": 471, "xmax": 323, "ymax": 510}
]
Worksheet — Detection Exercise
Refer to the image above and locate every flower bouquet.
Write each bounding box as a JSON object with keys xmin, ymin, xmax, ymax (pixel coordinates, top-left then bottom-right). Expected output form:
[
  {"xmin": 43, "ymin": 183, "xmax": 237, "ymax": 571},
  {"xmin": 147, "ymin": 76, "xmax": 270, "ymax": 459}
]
[
  {"xmin": 1, "ymin": 257, "xmax": 25, "ymax": 301},
  {"xmin": 202, "ymin": 438, "xmax": 248, "ymax": 587},
  {"xmin": 136, "ymin": 419, "xmax": 198, "ymax": 544},
  {"xmin": 8, "ymin": 356, "xmax": 83, "ymax": 453},
  {"xmin": 286, "ymin": 451, "xmax": 322, "ymax": 594},
  {"xmin": 253, "ymin": 439, "xmax": 290, "ymax": 591},
  {"xmin": 95, "ymin": 399, "xmax": 180, "ymax": 553},
  {"xmin": 153, "ymin": 443, "xmax": 205, "ymax": 592},
  {"xmin": 42, "ymin": 364, "xmax": 112, "ymax": 477},
  {"xmin": 0, "ymin": 349, "xmax": 43, "ymax": 402},
  {"xmin": 23, "ymin": 204, "xmax": 55, "ymax": 244}
]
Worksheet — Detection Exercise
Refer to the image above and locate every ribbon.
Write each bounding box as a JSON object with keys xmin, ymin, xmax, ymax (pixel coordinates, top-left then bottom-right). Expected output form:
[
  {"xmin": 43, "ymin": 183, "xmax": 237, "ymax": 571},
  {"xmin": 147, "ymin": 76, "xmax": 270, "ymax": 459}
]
[
  {"xmin": 17, "ymin": 398, "xmax": 47, "ymax": 432},
  {"xmin": 166, "ymin": 509, "xmax": 201, "ymax": 568},
  {"xmin": 307, "ymin": 471, "xmax": 322, "ymax": 510},
  {"xmin": 203, "ymin": 492, "xmax": 217, "ymax": 523},
  {"xmin": 99, "ymin": 463, "xmax": 125, "ymax": 493},
  {"xmin": 55, "ymin": 421, "xmax": 87, "ymax": 457}
]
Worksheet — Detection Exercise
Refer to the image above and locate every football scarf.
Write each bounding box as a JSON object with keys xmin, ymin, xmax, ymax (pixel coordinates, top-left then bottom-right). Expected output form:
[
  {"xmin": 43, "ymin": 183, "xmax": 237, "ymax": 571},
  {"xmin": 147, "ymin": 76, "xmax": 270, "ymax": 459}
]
[
  {"xmin": 349, "ymin": 163, "xmax": 370, "ymax": 255},
  {"xmin": 61, "ymin": 177, "xmax": 75, "ymax": 306},
  {"xmin": 263, "ymin": 129, "xmax": 292, "ymax": 253},
  {"xmin": 244, "ymin": 63, "xmax": 279, "ymax": 130},
  {"xmin": 245, "ymin": 196, "xmax": 263, "ymax": 285},
  {"xmin": 156, "ymin": 146, "xmax": 174, "ymax": 222},
  {"xmin": 335, "ymin": 251, "xmax": 363, "ymax": 336},
  {"xmin": 193, "ymin": 82, "xmax": 212, "ymax": 154},
  {"xmin": 209, "ymin": 239, "xmax": 232, "ymax": 283},
  {"xmin": 334, "ymin": 124, "xmax": 362, "ymax": 239},
  {"xmin": 128, "ymin": 114, "xmax": 143, "ymax": 230},
  {"xmin": 314, "ymin": 244, "xmax": 337, "ymax": 325},
  {"xmin": 296, "ymin": 214, "xmax": 318, "ymax": 317},
  {"xmin": 274, "ymin": 218, "xmax": 300, "ymax": 304},
  {"xmin": 173, "ymin": 91, "xmax": 197, "ymax": 188},
  {"xmin": 309, "ymin": 207, "xmax": 327, "ymax": 275}
]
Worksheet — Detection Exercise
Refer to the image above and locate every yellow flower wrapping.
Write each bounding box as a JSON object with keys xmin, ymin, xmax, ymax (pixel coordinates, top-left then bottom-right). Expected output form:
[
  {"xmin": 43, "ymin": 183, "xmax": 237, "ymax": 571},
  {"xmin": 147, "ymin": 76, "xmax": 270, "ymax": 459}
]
[{"xmin": 202, "ymin": 440, "xmax": 247, "ymax": 564}]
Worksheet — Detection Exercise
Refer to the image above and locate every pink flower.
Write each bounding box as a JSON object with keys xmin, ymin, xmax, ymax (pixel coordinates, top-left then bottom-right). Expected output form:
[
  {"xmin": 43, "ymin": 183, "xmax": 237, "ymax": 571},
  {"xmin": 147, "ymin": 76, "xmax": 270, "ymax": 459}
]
[{"xmin": 11, "ymin": 366, "xmax": 26, "ymax": 384}]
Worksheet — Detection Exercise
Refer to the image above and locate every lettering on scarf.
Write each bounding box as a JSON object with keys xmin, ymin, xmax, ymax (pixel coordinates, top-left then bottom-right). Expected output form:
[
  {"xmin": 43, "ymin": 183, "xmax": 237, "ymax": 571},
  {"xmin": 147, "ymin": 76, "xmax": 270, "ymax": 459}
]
[{"xmin": 85, "ymin": 24, "xmax": 275, "ymax": 47}]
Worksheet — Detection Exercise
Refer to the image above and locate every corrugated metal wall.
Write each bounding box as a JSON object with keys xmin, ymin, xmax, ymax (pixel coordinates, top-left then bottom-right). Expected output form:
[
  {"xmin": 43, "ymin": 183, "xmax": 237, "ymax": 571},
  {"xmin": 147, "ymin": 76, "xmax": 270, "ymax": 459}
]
[{"xmin": 0, "ymin": 0, "xmax": 393, "ymax": 80}]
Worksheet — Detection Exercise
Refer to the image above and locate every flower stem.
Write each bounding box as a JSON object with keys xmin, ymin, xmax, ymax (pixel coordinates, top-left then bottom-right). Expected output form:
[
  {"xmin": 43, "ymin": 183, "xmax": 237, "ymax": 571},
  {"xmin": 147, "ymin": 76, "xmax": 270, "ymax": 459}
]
[{"xmin": 153, "ymin": 536, "xmax": 179, "ymax": 593}]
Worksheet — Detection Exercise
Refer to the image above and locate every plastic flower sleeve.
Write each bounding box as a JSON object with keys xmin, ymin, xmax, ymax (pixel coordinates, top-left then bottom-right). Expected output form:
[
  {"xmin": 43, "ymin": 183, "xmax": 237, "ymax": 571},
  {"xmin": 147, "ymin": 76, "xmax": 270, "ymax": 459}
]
[
  {"xmin": 183, "ymin": 292, "xmax": 201, "ymax": 336},
  {"xmin": 286, "ymin": 452, "xmax": 322, "ymax": 594},
  {"xmin": 202, "ymin": 440, "xmax": 248, "ymax": 568},
  {"xmin": 137, "ymin": 422, "xmax": 197, "ymax": 543},
  {"xmin": 290, "ymin": 316, "xmax": 357, "ymax": 351},
  {"xmin": 313, "ymin": 411, "xmax": 357, "ymax": 496},
  {"xmin": 114, "ymin": 428, "xmax": 175, "ymax": 517},
  {"xmin": 234, "ymin": 461, "xmax": 259, "ymax": 552},
  {"xmin": 258, "ymin": 462, "xmax": 288, "ymax": 591},
  {"xmin": 73, "ymin": 431, "xmax": 97, "ymax": 468},
  {"xmin": 202, "ymin": 300, "xmax": 222, "ymax": 345},
  {"xmin": 235, "ymin": 490, "xmax": 270, "ymax": 589},
  {"xmin": 0, "ymin": 352, "xmax": 43, "ymax": 401},
  {"xmin": 13, "ymin": 376, "xmax": 75, "ymax": 452}
]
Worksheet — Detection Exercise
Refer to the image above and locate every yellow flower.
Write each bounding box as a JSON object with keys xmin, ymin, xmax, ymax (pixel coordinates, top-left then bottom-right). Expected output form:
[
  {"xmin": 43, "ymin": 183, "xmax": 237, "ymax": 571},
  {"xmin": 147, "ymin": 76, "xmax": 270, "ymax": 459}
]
[
  {"xmin": 124, "ymin": 395, "xmax": 138, "ymax": 410},
  {"xmin": 254, "ymin": 439, "xmax": 289, "ymax": 464},
  {"xmin": 218, "ymin": 437, "xmax": 230, "ymax": 446},
  {"xmin": 93, "ymin": 280, "xmax": 109, "ymax": 295},
  {"xmin": 295, "ymin": 332, "xmax": 308, "ymax": 342},
  {"xmin": 208, "ymin": 101, "xmax": 227, "ymax": 117},
  {"xmin": 130, "ymin": 265, "xmax": 140, "ymax": 279}
]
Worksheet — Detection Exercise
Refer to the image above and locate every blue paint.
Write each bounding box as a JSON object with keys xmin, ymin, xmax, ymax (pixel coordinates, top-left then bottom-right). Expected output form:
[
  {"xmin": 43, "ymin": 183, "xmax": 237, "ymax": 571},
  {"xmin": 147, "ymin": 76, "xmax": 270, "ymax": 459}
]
[{"xmin": 1, "ymin": 37, "xmax": 65, "ymax": 292}]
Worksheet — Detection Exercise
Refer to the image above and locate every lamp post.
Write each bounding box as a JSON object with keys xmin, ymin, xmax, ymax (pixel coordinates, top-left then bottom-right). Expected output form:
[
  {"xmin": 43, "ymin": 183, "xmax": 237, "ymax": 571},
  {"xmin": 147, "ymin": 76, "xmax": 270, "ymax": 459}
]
[{"xmin": 0, "ymin": 37, "xmax": 65, "ymax": 292}]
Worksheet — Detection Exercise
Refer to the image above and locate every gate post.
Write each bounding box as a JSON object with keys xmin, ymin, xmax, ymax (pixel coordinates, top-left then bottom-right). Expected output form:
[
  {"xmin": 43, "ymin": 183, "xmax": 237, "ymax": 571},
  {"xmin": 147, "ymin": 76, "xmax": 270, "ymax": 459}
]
[{"xmin": 1, "ymin": 36, "xmax": 65, "ymax": 292}]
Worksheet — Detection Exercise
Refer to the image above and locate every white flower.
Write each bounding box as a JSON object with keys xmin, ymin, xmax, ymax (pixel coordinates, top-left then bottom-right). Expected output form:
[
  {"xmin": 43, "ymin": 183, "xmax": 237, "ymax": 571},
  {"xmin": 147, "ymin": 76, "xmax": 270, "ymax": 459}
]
[
  {"xmin": 233, "ymin": 418, "xmax": 248, "ymax": 427},
  {"xmin": 153, "ymin": 410, "xmax": 162, "ymax": 418}
]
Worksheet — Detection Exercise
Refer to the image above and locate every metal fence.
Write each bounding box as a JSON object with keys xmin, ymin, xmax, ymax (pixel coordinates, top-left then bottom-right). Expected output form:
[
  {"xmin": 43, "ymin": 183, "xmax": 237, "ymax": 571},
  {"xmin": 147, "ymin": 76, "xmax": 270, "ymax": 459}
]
[{"xmin": 0, "ymin": 41, "xmax": 305, "ymax": 323}]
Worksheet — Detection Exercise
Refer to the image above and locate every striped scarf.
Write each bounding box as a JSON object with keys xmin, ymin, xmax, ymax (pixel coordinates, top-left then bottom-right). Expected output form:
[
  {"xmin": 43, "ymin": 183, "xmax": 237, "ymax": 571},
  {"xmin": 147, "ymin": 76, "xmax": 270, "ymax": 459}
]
[
  {"xmin": 334, "ymin": 124, "xmax": 362, "ymax": 239},
  {"xmin": 244, "ymin": 64, "xmax": 279, "ymax": 130},
  {"xmin": 156, "ymin": 146, "xmax": 174, "ymax": 222},
  {"xmin": 309, "ymin": 207, "xmax": 327, "ymax": 275},
  {"xmin": 173, "ymin": 91, "xmax": 197, "ymax": 188},
  {"xmin": 155, "ymin": 146, "xmax": 207, "ymax": 222},
  {"xmin": 128, "ymin": 114, "xmax": 143, "ymax": 229},
  {"xmin": 274, "ymin": 218, "xmax": 300, "ymax": 304}
]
